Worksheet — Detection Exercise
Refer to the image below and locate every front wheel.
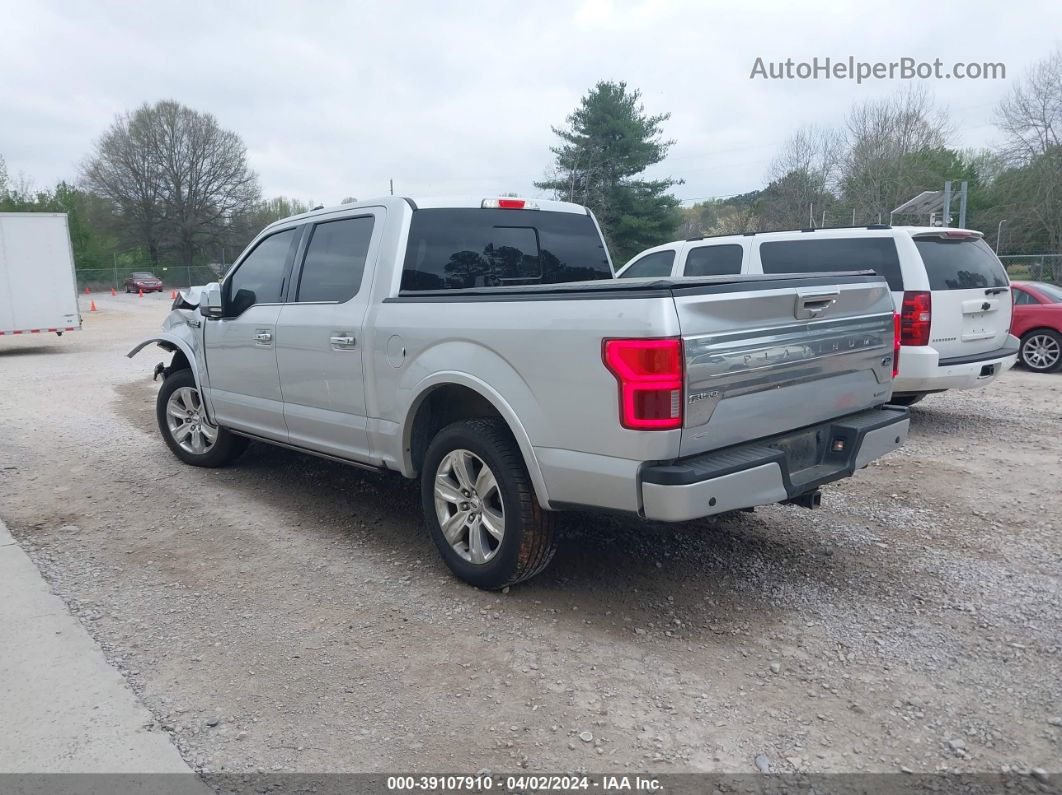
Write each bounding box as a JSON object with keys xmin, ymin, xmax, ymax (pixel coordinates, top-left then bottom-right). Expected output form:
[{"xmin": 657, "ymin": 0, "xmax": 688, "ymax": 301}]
[
  {"xmin": 156, "ymin": 369, "xmax": 248, "ymax": 467},
  {"xmin": 1020, "ymin": 329, "xmax": 1062, "ymax": 373},
  {"xmin": 421, "ymin": 418, "xmax": 556, "ymax": 589}
]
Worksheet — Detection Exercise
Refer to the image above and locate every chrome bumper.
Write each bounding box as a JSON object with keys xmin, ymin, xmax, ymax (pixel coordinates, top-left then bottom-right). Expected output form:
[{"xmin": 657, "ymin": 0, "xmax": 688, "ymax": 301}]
[{"xmin": 640, "ymin": 405, "xmax": 910, "ymax": 522}]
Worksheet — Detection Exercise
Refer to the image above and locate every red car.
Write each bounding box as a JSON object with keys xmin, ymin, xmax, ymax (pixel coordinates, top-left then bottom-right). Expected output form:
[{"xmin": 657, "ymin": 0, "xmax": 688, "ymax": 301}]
[
  {"xmin": 124, "ymin": 272, "xmax": 164, "ymax": 293},
  {"xmin": 1011, "ymin": 281, "xmax": 1062, "ymax": 372}
]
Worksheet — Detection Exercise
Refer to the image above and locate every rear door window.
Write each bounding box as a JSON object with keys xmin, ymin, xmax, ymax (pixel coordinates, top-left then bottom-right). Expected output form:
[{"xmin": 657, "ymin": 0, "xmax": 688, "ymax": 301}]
[
  {"xmin": 913, "ymin": 237, "xmax": 1009, "ymax": 290},
  {"xmin": 619, "ymin": 250, "xmax": 675, "ymax": 279},
  {"xmin": 401, "ymin": 208, "xmax": 611, "ymax": 291},
  {"xmin": 759, "ymin": 237, "xmax": 903, "ymax": 291},
  {"xmin": 295, "ymin": 216, "xmax": 375, "ymax": 303},
  {"xmin": 684, "ymin": 244, "xmax": 743, "ymax": 277}
]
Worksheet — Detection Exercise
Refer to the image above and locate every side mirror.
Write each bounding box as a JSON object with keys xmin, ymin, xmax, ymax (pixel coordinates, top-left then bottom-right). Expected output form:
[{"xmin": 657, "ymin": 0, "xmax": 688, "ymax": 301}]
[{"xmin": 200, "ymin": 282, "xmax": 224, "ymax": 319}]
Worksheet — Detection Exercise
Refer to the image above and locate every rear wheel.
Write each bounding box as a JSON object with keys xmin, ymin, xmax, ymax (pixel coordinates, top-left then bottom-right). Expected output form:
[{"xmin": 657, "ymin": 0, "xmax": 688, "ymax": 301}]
[
  {"xmin": 156, "ymin": 369, "xmax": 248, "ymax": 467},
  {"xmin": 1020, "ymin": 329, "xmax": 1062, "ymax": 373},
  {"xmin": 891, "ymin": 394, "xmax": 926, "ymax": 407},
  {"xmin": 421, "ymin": 418, "xmax": 555, "ymax": 589}
]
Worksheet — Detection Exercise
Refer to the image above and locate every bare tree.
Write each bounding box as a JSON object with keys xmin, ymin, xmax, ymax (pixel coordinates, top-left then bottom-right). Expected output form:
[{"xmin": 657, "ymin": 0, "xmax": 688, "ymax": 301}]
[
  {"xmin": 0, "ymin": 153, "xmax": 7, "ymax": 196},
  {"xmin": 841, "ymin": 86, "xmax": 950, "ymax": 222},
  {"xmin": 996, "ymin": 48, "xmax": 1062, "ymax": 249},
  {"xmin": 84, "ymin": 101, "xmax": 260, "ymax": 267},
  {"xmin": 998, "ymin": 48, "xmax": 1062, "ymax": 159},
  {"xmin": 760, "ymin": 125, "xmax": 843, "ymax": 228},
  {"xmin": 83, "ymin": 110, "xmax": 166, "ymax": 264}
]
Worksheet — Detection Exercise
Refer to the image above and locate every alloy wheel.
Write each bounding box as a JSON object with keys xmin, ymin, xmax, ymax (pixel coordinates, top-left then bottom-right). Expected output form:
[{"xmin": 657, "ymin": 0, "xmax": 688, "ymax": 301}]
[
  {"xmin": 433, "ymin": 449, "xmax": 505, "ymax": 564},
  {"xmin": 1023, "ymin": 333, "xmax": 1061, "ymax": 371},
  {"xmin": 165, "ymin": 386, "xmax": 218, "ymax": 454}
]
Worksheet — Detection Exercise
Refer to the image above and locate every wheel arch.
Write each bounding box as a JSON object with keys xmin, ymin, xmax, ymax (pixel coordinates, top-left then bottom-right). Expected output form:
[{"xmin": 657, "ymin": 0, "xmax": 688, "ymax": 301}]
[
  {"xmin": 1020, "ymin": 325, "xmax": 1062, "ymax": 340},
  {"xmin": 402, "ymin": 374, "xmax": 551, "ymax": 509},
  {"xmin": 127, "ymin": 335, "xmax": 212, "ymax": 420}
]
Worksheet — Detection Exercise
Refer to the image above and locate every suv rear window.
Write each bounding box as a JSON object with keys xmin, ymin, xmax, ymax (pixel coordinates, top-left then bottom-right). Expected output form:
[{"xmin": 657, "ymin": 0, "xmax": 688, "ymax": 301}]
[
  {"xmin": 401, "ymin": 209, "xmax": 611, "ymax": 291},
  {"xmin": 913, "ymin": 237, "xmax": 1008, "ymax": 291},
  {"xmin": 759, "ymin": 237, "xmax": 903, "ymax": 291}
]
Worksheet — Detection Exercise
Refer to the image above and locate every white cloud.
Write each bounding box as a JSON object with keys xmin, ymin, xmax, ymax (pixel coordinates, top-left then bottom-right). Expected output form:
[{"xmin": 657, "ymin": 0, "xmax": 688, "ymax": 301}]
[{"xmin": 1, "ymin": 0, "xmax": 1058, "ymax": 205}]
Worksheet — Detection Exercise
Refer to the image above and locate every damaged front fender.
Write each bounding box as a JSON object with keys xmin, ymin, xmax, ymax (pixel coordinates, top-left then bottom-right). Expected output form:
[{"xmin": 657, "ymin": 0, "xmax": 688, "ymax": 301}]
[{"xmin": 127, "ymin": 303, "xmax": 213, "ymax": 421}]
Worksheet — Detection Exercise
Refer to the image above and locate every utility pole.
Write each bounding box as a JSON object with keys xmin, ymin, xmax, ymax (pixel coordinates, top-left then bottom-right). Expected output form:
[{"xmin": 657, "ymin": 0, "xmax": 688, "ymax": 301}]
[
  {"xmin": 942, "ymin": 181, "xmax": 952, "ymax": 227},
  {"xmin": 389, "ymin": 179, "xmax": 394, "ymax": 196},
  {"xmin": 958, "ymin": 180, "xmax": 968, "ymax": 228}
]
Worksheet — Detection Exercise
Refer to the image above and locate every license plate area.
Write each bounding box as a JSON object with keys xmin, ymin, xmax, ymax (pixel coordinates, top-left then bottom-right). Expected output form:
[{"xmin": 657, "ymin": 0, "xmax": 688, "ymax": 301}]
[{"xmin": 765, "ymin": 427, "xmax": 826, "ymax": 472}]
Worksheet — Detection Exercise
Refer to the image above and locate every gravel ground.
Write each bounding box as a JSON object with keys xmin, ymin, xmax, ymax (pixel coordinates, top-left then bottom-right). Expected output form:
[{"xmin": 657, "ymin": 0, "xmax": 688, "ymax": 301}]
[{"xmin": 0, "ymin": 292, "xmax": 1059, "ymax": 777}]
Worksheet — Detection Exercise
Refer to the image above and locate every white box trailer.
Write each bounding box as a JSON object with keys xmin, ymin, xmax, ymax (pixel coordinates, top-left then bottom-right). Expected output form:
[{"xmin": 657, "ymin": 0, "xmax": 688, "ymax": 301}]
[{"xmin": 0, "ymin": 212, "xmax": 81, "ymax": 337}]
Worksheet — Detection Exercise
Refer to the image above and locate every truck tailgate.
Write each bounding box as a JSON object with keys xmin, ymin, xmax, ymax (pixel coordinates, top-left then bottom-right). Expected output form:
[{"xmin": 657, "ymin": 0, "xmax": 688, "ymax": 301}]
[{"xmin": 674, "ymin": 274, "xmax": 895, "ymax": 457}]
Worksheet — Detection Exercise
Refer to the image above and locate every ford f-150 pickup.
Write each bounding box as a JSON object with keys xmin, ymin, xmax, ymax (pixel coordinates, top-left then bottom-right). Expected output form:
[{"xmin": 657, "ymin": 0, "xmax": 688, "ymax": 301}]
[{"xmin": 129, "ymin": 196, "xmax": 909, "ymax": 588}]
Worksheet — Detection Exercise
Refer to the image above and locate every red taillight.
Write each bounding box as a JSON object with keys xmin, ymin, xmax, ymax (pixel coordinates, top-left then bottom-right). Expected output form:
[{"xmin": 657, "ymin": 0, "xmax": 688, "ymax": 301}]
[
  {"xmin": 900, "ymin": 291, "xmax": 931, "ymax": 346},
  {"xmin": 603, "ymin": 338, "xmax": 683, "ymax": 430},
  {"xmin": 893, "ymin": 311, "xmax": 901, "ymax": 377}
]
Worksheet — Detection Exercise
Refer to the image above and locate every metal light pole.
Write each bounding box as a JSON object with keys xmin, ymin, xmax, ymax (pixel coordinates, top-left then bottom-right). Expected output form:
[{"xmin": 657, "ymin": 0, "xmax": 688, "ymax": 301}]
[{"xmin": 996, "ymin": 219, "xmax": 1007, "ymax": 254}]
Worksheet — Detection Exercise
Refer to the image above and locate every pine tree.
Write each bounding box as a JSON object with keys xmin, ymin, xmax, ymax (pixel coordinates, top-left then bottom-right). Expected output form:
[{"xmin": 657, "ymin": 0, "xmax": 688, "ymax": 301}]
[{"xmin": 536, "ymin": 81, "xmax": 681, "ymax": 264}]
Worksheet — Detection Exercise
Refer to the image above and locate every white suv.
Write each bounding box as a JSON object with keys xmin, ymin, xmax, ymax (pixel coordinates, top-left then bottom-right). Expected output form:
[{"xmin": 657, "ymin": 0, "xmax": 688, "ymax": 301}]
[{"xmin": 617, "ymin": 225, "xmax": 1019, "ymax": 405}]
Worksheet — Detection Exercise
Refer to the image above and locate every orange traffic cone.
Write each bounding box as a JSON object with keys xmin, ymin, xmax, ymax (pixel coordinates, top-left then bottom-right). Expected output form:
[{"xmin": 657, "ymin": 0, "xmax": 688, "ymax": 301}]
[
  {"xmin": 170, "ymin": 289, "xmax": 177, "ymax": 300},
  {"xmin": 138, "ymin": 289, "xmax": 144, "ymax": 298},
  {"xmin": 89, "ymin": 300, "xmax": 97, "ymax": 312},
  {"xmin": 110, "ymin": 287, "xmax": 116, "ymax": 296}
]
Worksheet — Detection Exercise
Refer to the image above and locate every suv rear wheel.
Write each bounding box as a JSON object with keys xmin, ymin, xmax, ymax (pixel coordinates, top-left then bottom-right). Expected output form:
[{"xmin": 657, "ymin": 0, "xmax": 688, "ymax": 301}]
[
  {"xmin": 421, "ymin": 418, "xmax": 555, "ymax": 589},
  {"xmin": 1020, "ymin": 329, "xmax": 1062, "ymax": 373}
]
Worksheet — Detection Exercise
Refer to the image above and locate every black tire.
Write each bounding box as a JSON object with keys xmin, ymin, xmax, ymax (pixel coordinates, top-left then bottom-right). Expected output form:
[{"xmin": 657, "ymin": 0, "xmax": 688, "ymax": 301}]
[
  {"xmin": 1019, "ymin": 329, "xmax": 1062, "ymax": 373},
  {"xmin": 891, "ymin": 394, "xmax": 926, "ymax": 407},
  {"xmin": 421, "ymin": 418, "xmax": 555, "ymax": 589},
  {"xmin": 156, "ymin": 369, "xmax": 249, "ymax": 467}
]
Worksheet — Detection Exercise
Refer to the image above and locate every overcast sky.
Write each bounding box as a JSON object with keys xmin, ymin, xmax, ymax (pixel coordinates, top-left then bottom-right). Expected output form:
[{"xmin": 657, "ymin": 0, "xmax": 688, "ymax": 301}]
[{"xmin": 2, "ymin": 0, "xmax": 1059, "ymax": 206}]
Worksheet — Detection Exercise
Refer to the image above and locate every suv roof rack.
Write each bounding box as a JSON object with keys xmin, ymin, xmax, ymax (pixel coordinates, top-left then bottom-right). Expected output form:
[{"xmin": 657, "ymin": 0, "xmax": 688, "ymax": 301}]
[{"xmin": 686, "ymin": 223, "xmax": 892, "ymax": 242}]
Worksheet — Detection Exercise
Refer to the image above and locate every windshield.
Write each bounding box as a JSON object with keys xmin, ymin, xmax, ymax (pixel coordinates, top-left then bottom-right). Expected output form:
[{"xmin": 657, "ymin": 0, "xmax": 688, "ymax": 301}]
[
  {"xmin": 401, "ymin": 209, "xmax": 612, "ymax": 291},
  {"xmin": 131, "ymin": 272, "xmax": 156, "ymax": 278},
  {"xmin": 913, "ymin": 237, "xmax": 1008, "ymax": 290}
]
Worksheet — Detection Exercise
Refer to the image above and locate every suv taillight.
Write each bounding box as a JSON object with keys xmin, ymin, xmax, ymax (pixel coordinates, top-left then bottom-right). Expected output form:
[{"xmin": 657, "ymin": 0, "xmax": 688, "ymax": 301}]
[
  {"xmin": 603, "ymin": 338, "xmax": 683, "ymax": 430},
  {"xmin": 893, "ymin": 311, "xmax": 901, "ymax": 377},
  {"xmin": 900, "ymin": 291, "xmax": 931, "ymax": 346}
]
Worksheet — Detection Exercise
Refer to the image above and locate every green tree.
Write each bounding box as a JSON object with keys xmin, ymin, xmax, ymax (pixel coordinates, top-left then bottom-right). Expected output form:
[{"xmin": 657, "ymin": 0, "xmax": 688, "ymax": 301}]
[{"xmin": 536, "ymin": 81, "xmax": 682, "ymax": 263}]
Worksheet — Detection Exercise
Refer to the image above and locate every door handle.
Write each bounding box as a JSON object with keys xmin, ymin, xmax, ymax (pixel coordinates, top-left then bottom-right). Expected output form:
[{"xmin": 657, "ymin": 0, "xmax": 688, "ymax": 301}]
[
  {"xmin": 254, "ymin": 330, "xmax": 272, "ymax": 343},
  {"xmin": 330, "ymin": 334, "xmax": 356, "ymax": 349},
  {"xmin": 795, "ymin": 289, "xmax": 839, "ymax": 319}
]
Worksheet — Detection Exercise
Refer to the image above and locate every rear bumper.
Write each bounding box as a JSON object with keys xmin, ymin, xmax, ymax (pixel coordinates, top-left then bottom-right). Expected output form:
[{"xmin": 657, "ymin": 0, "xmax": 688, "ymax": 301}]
[
  {"xmin": 892, "ymin": 336, "xmax": 1018, "ymax": 395},
  {"xmin": 640, "ymin": 405, "xmax": 910, "ymax": 522}
]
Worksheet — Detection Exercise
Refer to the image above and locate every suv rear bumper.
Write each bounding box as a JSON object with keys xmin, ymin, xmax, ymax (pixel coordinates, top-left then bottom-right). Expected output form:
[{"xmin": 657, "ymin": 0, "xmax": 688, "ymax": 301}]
[
  {"xmin": 640, "ymin": 405, "xmax": 909, "ymax": 522},
  {"xmin": 892, "ymin": 336, "xmax": 1018, "ymax": 395}
]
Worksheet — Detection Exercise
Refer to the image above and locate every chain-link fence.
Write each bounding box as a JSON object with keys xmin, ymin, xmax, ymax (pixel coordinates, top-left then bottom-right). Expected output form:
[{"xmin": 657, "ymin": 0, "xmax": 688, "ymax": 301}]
[
  {"xmin": 74, "ymin": 265, "xmax": 223, "ymax": 292},
  {"xmin": 1000, "ymin": 254, "xmax": 1061, "ymax": 286}
]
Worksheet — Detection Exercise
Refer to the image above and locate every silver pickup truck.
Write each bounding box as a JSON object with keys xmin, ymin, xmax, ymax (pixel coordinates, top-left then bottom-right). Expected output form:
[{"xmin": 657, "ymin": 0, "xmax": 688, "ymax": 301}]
[{"xmin": 129, "ymin": 196, "xmax": 909, "ymax": 588}]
